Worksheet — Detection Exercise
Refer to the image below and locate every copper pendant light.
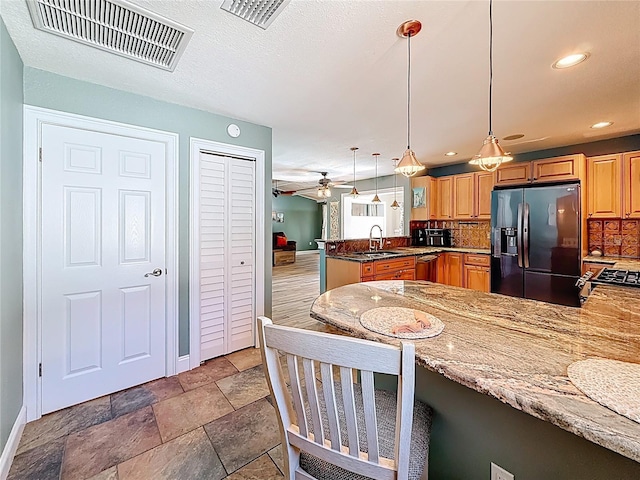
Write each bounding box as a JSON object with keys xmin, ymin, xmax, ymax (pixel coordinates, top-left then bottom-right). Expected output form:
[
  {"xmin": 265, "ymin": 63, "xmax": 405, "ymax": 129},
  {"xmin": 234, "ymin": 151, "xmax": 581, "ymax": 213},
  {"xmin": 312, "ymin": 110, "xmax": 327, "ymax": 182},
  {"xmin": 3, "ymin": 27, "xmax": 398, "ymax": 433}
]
[
  {"xmin": 372, "ymin": 153, "xmax": 381, "ymax": 203},
  {"xmin": 469, "ymin": 0, "xmax": 513, "ymax": 172},
  {"xmin": 395, "ymin": 20, "xmax": 426, "ymax": 178},
  {"xmin": 349, "ymin": 147, "xmax": 359, "ymax": 197},
  {"xmin": 391, "ymin": 158, "xmax": 400, "ymax": 209}
]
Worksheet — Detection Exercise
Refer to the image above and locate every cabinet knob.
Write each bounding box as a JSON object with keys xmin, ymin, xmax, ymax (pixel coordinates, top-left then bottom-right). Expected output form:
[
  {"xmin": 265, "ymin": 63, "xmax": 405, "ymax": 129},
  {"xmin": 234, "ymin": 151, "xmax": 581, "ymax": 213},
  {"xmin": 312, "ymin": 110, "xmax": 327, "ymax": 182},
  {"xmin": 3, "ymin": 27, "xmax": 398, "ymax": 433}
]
[
  {"xmin": 626, "ymin": 213, "xmax": 631, "ymax": 218},
  {"xmin": 588, "ymin": 213, "xmax": 592, "ymax": 218}
]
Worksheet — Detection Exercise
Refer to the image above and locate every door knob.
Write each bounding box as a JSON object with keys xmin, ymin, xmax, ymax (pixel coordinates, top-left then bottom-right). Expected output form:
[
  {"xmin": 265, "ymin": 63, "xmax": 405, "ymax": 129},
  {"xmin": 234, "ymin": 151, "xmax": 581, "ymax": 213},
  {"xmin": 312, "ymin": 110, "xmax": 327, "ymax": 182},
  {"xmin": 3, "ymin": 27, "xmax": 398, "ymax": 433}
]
[{"xmin": 144, "ymin": 268, "xmax": 163, "ymax": 277}]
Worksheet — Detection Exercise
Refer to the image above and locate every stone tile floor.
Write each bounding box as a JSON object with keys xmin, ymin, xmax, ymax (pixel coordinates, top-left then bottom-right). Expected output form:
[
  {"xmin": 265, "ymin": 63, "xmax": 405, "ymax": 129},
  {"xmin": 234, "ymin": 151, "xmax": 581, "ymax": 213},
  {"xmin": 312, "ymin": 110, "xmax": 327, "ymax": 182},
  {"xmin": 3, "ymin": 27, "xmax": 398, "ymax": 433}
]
[{"xmin": 8, "ymin": 347, "xmax": 286, "ymax": 480}]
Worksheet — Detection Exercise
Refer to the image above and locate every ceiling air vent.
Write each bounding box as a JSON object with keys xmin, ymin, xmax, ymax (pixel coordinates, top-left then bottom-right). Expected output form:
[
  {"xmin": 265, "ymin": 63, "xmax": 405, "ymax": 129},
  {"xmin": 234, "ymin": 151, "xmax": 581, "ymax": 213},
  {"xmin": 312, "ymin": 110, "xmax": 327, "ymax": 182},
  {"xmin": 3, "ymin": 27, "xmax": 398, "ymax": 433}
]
[
  {"xmin": 26, "ymin": 0, "xmax": 193, "ymax": 71},
  {"xmin": 220, "ymin": 0, "xmax": 290, "ymax": 29}
]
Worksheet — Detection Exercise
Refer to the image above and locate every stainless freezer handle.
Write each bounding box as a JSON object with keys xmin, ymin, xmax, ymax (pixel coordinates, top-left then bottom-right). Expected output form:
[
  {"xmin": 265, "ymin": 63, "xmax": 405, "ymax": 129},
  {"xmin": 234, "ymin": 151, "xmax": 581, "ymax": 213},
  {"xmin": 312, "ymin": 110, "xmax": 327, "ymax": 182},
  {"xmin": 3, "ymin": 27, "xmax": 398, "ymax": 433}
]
[
  {"xmin": 523, "ymin": 203, "xmax": 530, "ymax": 268},
  {"xmin": 517, "ymin": 203, "xmax": 523, "ymax": 268}
]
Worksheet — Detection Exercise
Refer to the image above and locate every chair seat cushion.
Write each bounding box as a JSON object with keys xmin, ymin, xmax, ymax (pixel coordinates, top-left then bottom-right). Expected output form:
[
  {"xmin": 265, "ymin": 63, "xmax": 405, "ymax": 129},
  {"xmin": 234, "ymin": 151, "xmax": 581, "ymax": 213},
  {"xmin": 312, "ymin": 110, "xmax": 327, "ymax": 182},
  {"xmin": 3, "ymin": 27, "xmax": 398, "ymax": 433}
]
[{"xmin": 299, "ymin": 382, "xmax": 432, "ymax": 480}]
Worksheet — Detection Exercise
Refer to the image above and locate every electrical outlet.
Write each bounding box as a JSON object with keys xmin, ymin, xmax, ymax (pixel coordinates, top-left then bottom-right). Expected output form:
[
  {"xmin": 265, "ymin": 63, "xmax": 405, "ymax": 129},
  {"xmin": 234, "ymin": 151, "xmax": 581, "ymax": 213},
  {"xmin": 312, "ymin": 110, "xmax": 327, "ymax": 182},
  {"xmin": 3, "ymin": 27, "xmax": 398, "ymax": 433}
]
[
  {"xmin": 491, "ymin": 463, "xmax": 514, "ymax": 480},
  {"xmin": 309, "ymin": 241, "xmax": 312, "ymax": 245}
]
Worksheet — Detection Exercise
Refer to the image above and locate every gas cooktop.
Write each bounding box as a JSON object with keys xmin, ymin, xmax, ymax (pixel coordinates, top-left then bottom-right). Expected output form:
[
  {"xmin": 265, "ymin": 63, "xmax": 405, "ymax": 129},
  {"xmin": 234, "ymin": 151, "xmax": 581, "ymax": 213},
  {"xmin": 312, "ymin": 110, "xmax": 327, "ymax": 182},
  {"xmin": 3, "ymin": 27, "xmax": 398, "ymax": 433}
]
[{"xmin": 592, "ymin": 268, "xmax": 640, "ymax": 287}]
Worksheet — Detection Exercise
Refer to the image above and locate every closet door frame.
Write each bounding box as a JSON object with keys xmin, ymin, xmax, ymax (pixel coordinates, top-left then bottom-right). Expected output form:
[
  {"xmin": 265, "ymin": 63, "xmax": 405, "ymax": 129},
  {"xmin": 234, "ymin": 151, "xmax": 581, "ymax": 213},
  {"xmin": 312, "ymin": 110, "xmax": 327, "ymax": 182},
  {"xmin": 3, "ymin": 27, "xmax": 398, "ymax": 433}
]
[{"xmin": 189, "ymin": 137, "xmax": 266, "ymax": 369}]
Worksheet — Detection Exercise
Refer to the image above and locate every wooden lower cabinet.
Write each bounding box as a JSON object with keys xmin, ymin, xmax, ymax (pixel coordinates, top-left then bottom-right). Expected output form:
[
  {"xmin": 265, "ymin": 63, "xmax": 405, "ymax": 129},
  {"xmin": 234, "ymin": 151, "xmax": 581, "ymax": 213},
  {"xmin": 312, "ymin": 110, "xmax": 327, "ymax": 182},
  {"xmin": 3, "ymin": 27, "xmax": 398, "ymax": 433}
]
[
  {"xmin": 445, "ymin": 252, "xmax": 464, "ymax": 287},
  {"xmin": 464, "ymin": 265, "xmax": 491, "ymax": 292},
  {"xmin": 326, "ymin": 256, "xmax": 416, "ymax": 290}
]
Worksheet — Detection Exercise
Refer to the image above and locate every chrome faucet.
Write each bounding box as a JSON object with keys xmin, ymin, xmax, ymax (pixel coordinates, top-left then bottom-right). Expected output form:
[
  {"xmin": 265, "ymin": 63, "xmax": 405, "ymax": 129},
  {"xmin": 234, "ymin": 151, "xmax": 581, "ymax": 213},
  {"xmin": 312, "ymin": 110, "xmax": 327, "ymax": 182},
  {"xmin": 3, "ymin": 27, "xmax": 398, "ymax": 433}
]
[{"xmin": 369, "ymin": 224, "xmax": 384, "ymax": 251}]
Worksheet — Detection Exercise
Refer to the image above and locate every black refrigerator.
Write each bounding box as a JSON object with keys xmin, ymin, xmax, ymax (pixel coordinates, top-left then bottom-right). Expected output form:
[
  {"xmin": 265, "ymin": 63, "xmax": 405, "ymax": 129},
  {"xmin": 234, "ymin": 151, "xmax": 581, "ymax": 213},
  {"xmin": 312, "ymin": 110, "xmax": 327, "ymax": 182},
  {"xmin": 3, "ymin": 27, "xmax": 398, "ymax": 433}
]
[{"xmin": 491, "ymin": 183, "xmax": 582, "ymax": 307}]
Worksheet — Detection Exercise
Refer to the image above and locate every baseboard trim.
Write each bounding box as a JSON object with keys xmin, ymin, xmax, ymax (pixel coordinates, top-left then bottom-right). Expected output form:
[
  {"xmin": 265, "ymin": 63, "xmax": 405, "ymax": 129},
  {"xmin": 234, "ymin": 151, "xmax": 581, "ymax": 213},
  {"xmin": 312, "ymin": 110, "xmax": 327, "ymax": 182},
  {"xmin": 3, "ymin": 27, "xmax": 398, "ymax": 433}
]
[
  {"xmin": 296, "ymin": 250, "xmax": 319, "ymax": 256},
  {"xmin": 0, "ymin": 406, "xmax": 26, "ymax": 480},
  {"xmin": 177, "ymin": 355, "xmax": 190, "ymax": 374}
]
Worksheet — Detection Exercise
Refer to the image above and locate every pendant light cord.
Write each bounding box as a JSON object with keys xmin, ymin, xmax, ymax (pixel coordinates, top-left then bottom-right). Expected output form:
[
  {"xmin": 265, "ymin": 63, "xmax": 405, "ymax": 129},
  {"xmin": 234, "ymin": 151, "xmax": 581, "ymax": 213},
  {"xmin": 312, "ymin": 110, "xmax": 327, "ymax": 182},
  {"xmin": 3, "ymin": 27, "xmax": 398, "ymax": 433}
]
[
  {"xmin": 407, "ymin": 31, "xmax": 412, "ymax": 149},
  {"xmin": 488, "ymin": 0, "xmax": 493, "ymax": 136}
]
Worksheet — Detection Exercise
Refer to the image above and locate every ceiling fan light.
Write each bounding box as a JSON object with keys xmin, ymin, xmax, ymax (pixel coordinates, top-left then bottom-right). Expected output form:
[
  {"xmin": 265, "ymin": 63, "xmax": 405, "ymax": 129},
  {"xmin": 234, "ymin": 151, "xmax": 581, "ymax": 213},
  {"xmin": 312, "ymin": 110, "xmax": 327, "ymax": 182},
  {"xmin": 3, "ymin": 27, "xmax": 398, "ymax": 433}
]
[{"xmin": 395, "ymin": 148, "xmax": 425, "ymax": 177}]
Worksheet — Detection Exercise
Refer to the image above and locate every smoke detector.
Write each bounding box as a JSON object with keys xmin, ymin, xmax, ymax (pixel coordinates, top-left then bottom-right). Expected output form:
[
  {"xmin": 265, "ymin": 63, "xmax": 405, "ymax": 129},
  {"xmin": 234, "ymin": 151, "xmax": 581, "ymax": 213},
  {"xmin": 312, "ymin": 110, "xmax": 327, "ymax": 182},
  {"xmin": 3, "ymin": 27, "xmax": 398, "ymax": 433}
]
[
  {"xmin": 220, "ymin": 0, "xmax": 290, "ymax": 29},
  {"xmin": 26, "ymin": 0, "xmax": 193, "ymax": 71}
]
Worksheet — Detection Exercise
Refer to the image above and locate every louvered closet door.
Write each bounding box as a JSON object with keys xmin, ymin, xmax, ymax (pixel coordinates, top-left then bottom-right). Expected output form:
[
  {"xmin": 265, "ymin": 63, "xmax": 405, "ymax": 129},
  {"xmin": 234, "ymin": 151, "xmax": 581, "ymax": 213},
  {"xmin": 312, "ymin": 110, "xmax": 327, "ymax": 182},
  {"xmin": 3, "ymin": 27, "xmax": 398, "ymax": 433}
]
[{"xmin": 198, "ymin": 152, "xmax": 255, "ymax": 361}]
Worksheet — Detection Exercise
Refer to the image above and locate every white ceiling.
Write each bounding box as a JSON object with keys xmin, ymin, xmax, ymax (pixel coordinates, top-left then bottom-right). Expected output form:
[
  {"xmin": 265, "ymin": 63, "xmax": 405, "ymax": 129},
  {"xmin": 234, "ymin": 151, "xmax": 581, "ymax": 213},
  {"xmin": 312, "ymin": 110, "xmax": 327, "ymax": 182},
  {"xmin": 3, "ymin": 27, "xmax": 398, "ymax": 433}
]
[{"xmin": 2, "ymin": 0, "xmax": 639, "ymax": 192}]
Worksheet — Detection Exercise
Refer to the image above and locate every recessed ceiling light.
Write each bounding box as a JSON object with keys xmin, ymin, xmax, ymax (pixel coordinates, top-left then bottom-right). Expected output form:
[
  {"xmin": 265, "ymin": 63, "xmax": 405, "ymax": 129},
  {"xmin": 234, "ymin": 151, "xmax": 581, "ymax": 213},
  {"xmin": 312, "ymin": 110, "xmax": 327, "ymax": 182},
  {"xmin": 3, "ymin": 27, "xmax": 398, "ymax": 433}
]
[
  {"xmin": 552, "ymin": 53, "xmax": 590, "ymax": 69},
  {"xmin": 591, "ymin": 121, "xmax": 613, "ymax": 129},
  {"xmin": 503, "ymin": 134, "xmax": 525, "ymax": 141},
  {"xmin": 444, "ymin": 151, "xmax": 457, "ymax": 156}
]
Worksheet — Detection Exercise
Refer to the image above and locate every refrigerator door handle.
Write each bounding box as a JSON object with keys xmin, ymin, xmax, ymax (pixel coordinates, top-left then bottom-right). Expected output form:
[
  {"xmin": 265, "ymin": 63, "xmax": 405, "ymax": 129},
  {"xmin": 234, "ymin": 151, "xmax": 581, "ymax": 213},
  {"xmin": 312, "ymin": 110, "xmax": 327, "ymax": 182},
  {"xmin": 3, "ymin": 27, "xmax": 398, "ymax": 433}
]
[
  {"xmin": 517, "ymin": 203, "xmax": 523, "ymax": 268},
  {"xmin": 523, "ymin": 203, "xmax": 530, "ymax": 268}
]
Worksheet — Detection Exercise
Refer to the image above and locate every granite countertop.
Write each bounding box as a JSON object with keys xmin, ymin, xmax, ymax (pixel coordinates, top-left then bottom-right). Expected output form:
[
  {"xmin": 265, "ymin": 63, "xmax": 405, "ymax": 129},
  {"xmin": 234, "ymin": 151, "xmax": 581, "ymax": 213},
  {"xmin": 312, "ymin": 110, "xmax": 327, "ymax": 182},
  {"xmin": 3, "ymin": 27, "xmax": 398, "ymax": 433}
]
[
  {"xmin": 583, "ymin": 255, "xmax": 640, "ymax": 271},
  {"xmin": 310, "ymin": 281, "xmax": 640, "ymax": 463},
  {"xmin": 329, "ymin": 246, "xmax": 491, "ymax": 263}
]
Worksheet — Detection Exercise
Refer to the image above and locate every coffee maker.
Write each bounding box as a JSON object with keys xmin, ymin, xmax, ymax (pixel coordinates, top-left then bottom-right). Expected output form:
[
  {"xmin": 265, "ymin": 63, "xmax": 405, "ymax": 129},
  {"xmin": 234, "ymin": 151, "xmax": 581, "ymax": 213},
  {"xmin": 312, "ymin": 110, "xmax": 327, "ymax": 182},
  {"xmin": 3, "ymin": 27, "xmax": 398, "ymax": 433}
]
[{"xmin": 411, "ymin": 228, "xmax": 427, "ymax": 246}]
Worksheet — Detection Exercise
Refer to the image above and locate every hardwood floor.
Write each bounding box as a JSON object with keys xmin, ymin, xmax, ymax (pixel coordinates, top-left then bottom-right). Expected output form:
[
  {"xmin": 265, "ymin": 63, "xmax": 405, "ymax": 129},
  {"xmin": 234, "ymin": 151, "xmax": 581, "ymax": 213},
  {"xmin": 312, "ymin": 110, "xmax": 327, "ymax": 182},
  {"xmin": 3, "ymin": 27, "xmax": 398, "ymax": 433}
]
[{"xmin": 271, "ymin": 251, "xmax": 338, "ymax": 333}]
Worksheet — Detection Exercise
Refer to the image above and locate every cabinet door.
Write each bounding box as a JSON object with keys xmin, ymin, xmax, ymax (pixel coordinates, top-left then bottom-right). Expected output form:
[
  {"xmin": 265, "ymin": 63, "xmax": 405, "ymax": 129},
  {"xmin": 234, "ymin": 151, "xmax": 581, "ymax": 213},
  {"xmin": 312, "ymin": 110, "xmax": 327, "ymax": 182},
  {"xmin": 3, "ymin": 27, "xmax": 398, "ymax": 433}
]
[
  {"xmin": 428, "ymin": 177, "xmax": 438, "ymax": 220},
  {"xmin": 495, "ymin": 163, "xmax": 531, "ymax": 186},
  {"xmin": 587, "ymin": 154, "xmax": 622, "ymax": 218},
  {"xmin": 410, "ymin": 176, "xmax": 435, "ymax": 221},
  {"xmin": 464, "ymin": 265, "xmax": 491, "ymax": 292},
  {"xmin": 453, "ymin": 174, "xmax": 474, "ymax": 219},
  {"xmin": 623, "ymin": 151, "xmax": 640, "ymax": 218},
  {"xmin": 532, "ymin": 155, "xmax": 584, "ymax": 183},
  {"xmin": 436, "ymin": 254, "xmax": 447, "ymax": 284},
  {"xmin": 475, "ymin": 172, "xmax": 494, "ymax": 219},
  {"xmin": 447, "ymin": 252, "xmax": 464, "ymax": 287},
  {"xmin": 437, "ymin": 177, "xmax": 453, "ymax": 219}
]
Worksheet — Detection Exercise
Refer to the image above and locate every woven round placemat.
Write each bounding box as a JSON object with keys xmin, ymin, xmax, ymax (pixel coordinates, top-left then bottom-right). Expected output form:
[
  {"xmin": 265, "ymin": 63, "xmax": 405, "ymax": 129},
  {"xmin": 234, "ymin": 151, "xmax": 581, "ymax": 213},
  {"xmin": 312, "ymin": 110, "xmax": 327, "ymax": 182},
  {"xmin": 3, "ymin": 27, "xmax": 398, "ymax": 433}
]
[
  {"xmin": 568, "ymin": 359, "xmax": 640, "ymax": 424},
  {"xmin": 359, "ymin": 307, "xmax": 444, "ymax": 339}
]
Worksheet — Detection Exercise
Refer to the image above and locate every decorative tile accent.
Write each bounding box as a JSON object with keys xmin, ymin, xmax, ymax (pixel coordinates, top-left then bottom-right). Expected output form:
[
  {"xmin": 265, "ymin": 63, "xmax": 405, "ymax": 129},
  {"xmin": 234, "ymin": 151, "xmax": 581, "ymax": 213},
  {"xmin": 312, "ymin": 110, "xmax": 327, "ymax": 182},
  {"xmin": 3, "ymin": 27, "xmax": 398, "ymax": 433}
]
[
  {"xmin": 623, "ymin": 220, "xmax": 639, "ymax": 233},
  {"xmin": 117, "ymin": 428, "xmax": 226, "ymax": 480},
  {"xmin": 590, "ymin": 220, "xmax": 603, "ymax": 232},
  {"xmin": 605, "ymin": 244, "xmax": 621, "ymax": 256},
  {"xmin": 204, "ymin": 398, "xmax": 281, "ymax": 475},
  {"xmin": 622, "ymin": 246, "xmax": 639, "ymax": 257},
  {"xmin": 605, "ymin": 220, "xmax": 621, "ymax": 232},
  {"xmin": 623, "ymin": 235, "xmax": 639, "ymax": 246},
  {"xmin": 329, "ymin": 202, "xmax": 339, "ymax": 240},
  {"xmin": 61, "ymin": 406, "xmax": 161, "ymax": 479}
]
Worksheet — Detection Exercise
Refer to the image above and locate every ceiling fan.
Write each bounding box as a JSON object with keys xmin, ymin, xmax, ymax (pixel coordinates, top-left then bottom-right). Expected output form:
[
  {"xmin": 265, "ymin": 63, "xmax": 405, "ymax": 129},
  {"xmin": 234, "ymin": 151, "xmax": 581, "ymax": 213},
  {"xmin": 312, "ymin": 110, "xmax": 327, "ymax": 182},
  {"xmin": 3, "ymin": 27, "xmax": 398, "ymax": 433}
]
[
  {"xmin": 272, "ymin": 180, "xmax": 295, "ymax": 197},
  {"xmin": 294, "ymin": 172, "xmax": 352, "ymax": 198}
]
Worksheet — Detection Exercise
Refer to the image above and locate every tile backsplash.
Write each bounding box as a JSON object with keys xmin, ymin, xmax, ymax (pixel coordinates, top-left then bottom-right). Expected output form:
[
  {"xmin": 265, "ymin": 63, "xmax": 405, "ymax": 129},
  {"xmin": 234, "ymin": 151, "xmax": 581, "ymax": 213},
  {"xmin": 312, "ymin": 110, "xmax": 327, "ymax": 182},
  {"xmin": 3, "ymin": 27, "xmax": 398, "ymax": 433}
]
[
  {"xmin": 587, "ymin": 219, "xmax": 639, "ymax": 257},
  {"xmin": 410, "ymin": 220, "xmax": 491, "ymax": 249}
]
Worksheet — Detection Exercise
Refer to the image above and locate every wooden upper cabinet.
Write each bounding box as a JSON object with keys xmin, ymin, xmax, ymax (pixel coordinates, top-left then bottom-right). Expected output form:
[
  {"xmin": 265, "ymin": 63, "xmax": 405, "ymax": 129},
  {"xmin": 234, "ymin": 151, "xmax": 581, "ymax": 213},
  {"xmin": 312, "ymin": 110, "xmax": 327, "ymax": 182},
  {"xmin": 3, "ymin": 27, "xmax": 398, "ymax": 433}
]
[
  {"xmin": 532, "ymin": 154, "xmax": 585, "ymax": 183},
  {"xmin": 453, "ymin": 174, "xmax": 475, "ymax": 219},
  {"xmin": 494, "ymin": 162, "xmax": 531, "ymax": 186},
  {"xmin": 437, "ymin": 176, "xmax": 453, "ymax": 219},
  {"xmin": 587, "ymin": 154, "xmax": 622, "ymax": 218},
  {"xmin": 410, "ymin": 176, "xmax": 437, "ymax": 221},
  {"xmin": 475, "ymin": 171, "xmax": 494, "ymax": 219},
  {"xmin": 623, "ymin": 151, "xmax": 640, "ymax": 218}
]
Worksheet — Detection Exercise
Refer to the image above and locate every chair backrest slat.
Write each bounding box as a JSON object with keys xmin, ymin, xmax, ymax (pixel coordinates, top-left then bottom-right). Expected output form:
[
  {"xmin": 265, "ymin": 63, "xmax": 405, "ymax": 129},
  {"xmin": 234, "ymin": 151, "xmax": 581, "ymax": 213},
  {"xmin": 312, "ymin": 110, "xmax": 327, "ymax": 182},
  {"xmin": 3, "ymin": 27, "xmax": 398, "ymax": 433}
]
[
  {"xmin": 287, "ymin": 354, "xmax": 308, "ymax": 437},
  {"xmin": 360, "ymin": 369, "xmax": 380, "ymax": 463},
  {"xmin": 302, "ymin": 358, "xmax": 324, "ymax": 445},
  {"xmin": 339, "ymin": 366, "xmax": 360, "ymax": 457},
  {"xmin": 319, "ymin": 363, "xmax": 342, "ymax": 450}
]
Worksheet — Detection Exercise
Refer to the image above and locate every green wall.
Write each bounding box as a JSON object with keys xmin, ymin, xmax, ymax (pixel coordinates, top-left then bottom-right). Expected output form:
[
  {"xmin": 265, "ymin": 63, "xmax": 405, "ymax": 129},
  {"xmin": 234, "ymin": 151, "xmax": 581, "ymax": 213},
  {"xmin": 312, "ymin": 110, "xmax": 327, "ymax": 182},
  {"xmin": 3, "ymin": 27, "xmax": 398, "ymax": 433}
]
[
  {"xmin": 0, "ymin": 17, "xmax": 24, "ymax": 452},
  {"xmin": 377, "ymin": 368, "xmax": 640, "ymax": 479},
  {"xmin": 23, "ymin": 67, "xmax": 272, "ymax": 357},
  {"xmin": 429, "ymin": 134, "xmax": 640, "ymax": 177},
  {"xmin": 272, "ymin": 195, "xmax": 322, "ymax": 250}
]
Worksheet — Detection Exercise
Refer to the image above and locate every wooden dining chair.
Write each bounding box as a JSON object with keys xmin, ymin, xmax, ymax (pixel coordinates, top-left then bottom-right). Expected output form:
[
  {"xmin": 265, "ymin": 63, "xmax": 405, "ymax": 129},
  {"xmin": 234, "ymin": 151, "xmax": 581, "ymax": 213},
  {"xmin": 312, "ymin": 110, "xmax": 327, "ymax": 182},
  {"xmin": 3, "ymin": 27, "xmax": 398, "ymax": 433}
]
[{"xmin": 257, "ymin": 316, "xmax": 432, "ymax": 480}]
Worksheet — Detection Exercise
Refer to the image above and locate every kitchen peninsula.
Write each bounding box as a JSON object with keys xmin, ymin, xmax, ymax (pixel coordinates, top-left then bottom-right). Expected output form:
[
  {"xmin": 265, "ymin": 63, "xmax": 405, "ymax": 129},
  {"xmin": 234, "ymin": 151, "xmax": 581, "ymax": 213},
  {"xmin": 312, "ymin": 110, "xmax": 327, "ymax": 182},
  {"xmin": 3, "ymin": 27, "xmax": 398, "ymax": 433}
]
[{"xmin": 310, "ymin": 280, "xmax": 640, "ymax": 479}]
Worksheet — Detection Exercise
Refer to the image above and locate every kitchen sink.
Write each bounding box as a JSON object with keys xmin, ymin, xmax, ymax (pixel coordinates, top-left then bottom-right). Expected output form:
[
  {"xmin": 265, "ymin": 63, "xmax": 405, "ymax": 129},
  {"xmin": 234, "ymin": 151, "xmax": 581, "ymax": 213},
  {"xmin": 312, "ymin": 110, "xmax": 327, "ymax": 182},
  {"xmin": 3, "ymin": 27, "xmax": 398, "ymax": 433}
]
[{"xmin": 347, "ymin": 251, "xmax": 404, "ymax": 259}]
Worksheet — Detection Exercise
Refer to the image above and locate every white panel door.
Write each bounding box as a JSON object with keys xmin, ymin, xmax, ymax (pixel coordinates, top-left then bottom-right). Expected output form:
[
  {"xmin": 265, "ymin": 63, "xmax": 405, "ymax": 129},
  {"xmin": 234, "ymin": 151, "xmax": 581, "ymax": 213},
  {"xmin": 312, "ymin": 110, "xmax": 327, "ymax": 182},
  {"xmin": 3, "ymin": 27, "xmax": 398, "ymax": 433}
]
[
  {"xmin": 198, "ymin": 152, "xmax": 255, "ymax": 361},
  {"xmin": 41, "ymin": 124, "xmax": 166, "ymax": 414}
]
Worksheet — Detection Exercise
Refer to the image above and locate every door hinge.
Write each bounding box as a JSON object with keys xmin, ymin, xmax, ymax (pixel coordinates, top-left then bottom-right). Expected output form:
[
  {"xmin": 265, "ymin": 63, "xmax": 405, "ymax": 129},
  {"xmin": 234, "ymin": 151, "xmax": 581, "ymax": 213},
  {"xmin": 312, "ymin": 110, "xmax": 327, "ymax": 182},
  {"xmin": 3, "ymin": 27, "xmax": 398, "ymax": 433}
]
[
  {"xmin": 39, "ymin": 363, "xmax": 42, "ymax": 377},
  {"xmin": 39, "ymin": 147, "xmax": 42, "ymax": 162}
]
